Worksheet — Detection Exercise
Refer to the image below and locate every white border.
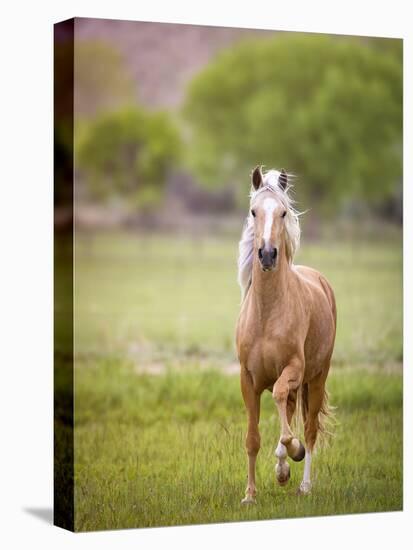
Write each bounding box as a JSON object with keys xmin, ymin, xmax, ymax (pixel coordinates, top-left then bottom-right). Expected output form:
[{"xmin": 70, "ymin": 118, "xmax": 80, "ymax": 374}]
[{"xmin": 0, "ymin": 1, "xmax": 411, "ymax": 548}]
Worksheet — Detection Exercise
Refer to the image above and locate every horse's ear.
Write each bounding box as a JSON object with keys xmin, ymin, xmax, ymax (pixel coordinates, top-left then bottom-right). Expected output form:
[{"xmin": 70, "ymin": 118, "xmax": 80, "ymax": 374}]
[
  {"xmin": 278, "ymin": 169, "xmax": 288, "ymax": 191},
  {"xmin": 251, "ymin": 166, "xmax": 263, "ymax": 190}
]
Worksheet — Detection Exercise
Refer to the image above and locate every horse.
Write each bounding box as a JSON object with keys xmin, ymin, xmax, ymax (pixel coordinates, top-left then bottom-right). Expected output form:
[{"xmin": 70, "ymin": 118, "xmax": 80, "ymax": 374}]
[{"xmin": 236, "ymin": 166, "xmax": 336, "ymax": 503}]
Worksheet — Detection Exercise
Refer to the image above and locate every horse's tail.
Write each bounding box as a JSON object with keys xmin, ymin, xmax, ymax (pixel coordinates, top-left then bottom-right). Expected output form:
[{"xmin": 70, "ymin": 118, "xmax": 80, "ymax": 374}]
[
  {"xmin": 317, "ymin": 387, "xmax": 336, "ymax": 444},
  {"xmin": 300, "ymin": 383, "xmax": 336, "ymax": 448}
]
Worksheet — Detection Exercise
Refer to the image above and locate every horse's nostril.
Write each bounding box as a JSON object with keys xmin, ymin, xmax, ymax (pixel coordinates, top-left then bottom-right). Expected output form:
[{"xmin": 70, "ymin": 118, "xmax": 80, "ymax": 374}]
[
  {"xmin": 258, "ymin": 248, "xmax": 263, "ymax": 259},
  {"xmin": 272, "ymin": 248, "xmax": 277, "ymax": 260}
]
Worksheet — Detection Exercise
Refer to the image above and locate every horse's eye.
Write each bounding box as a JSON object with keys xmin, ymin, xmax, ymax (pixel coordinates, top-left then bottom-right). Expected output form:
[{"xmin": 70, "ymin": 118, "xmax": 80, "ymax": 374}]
[
  {"xmin": 251, "ymin": 209, "xmax": 256, "ymax": 217},
  {"xmin": 282, "ymin": 210, "xmax": 287, "ymax": 218}
]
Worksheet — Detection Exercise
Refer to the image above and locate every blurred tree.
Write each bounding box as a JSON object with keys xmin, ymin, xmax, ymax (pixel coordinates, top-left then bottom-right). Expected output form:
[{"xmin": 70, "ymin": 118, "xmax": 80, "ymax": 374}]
[
  {"xmin": 74, "ymin": 40, "xmax": 135, "ymax": 118},
  {"xmin": 183, "ymin": 34, "xmax": 402, "ymax": 211},
  {"xmin": 55, "ymin": 39, "xmax": 137, "ymax": 208},
  {"xmin": 77, "ymin": 107, "xmax": 181, "ymax": 208}
]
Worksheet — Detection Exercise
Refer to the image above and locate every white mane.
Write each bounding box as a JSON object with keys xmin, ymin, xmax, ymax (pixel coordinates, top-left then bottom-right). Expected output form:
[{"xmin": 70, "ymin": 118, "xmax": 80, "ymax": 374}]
[{"xmin": 237, "ymin": 169, "xmax": 301, "ymax": 299}]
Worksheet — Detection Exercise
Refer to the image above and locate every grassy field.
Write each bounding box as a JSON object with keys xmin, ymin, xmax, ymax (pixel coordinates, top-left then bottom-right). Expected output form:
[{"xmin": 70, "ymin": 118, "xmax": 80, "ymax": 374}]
[
  {"xmin": 70, "ymin": 231, "xmax": 402, "ymax": 531},
  {"xmin": 73, "ymin": 232, "xmax": 402, "ymax": 365}
]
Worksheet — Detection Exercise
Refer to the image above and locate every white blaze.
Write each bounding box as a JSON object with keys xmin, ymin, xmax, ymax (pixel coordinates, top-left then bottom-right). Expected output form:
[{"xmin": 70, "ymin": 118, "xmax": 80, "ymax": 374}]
[{"xmin": 262, "ymin": 198, "xmax": 277, "ymax": 246}]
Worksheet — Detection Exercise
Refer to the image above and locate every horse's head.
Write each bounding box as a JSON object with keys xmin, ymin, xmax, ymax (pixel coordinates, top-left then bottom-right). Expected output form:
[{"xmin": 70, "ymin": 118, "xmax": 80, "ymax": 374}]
[
  {"xmin": 238, "ymin": 167, "xmax": 301, "ymax": 295},
  {"xmin": 249, "ymin": 166, "xmax": 294, "ymax": 272}
]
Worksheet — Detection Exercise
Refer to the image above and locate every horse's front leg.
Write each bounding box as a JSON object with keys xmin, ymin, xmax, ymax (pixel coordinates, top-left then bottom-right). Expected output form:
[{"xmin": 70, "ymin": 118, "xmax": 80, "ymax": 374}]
[
  {"xmin": 240, "ymin": 367, "xmax": 261, "ymax": 504},
  {"xmin": 273, "ymin": 361, "xmax": 305, "ymax": 486}
]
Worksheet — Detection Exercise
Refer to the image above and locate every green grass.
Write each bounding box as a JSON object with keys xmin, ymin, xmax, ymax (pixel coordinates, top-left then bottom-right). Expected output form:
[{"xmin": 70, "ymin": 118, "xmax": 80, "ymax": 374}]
[
  {"xmin": 74, "ymin": 362, "xmax": 402, "ymax": 531},
  {"xmin": 73, "ymin": 232, "xmax": 402, "ymax": 365},
  {"xmin": 68, "ymin": 232, "xmax": 403, "ymax": 531}
]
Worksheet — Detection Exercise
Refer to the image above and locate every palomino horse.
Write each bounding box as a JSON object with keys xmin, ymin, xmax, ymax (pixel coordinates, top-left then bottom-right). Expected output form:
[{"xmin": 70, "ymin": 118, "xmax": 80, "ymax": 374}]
[{"xmin": 236, "ymin": 167, "xmax": 336, "ymax": 503}]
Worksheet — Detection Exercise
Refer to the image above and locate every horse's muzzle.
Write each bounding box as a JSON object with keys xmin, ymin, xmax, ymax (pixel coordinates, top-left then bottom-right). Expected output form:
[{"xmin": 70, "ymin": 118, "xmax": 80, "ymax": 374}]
[{"xmin": 258, "ymin": 247, "xmax": 277, "ymax": 271}]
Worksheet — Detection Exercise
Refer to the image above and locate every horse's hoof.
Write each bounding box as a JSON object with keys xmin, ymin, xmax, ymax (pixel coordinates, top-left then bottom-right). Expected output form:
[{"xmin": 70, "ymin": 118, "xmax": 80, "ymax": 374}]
[
  {"xmin": 290, "ymin": 440, "xmax": 306, "ymax": 462},
  {"xmin": 298, "ymin": 481, "xmax": 312, "ymax": 495},
  {"xmin": 276, "ymin": 461, "xmax": 290, "ymax": 486},
  {"xmin": 241, "ymin": 495, "xmax": 257, "ymax": 505}
]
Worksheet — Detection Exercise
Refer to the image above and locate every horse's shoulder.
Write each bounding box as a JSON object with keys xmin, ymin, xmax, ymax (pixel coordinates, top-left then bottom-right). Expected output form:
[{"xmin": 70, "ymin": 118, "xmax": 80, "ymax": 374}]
[
  {"xmin": 292, "ymin": 264, "xmax": 334, "ymax": 300},
  {"xmin": 292, "ymin": 264, "xmax": 336, "ymax": 321}
]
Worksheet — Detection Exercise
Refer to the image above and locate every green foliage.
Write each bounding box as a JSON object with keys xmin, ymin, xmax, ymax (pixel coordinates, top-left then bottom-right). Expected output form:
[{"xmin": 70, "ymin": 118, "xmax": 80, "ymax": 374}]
[
  {"xmin": 183, "ymin": 35, "xmax": 402, "ymax": 209},
  {"xmin": 77, "ymin": 107, "xmax": 181, "ymax": 207}
]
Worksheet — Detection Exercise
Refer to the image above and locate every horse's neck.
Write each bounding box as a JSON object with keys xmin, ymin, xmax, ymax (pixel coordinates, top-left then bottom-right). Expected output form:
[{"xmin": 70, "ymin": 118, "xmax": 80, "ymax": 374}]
[{"xmin": 250, "ymin": 251, "xmax": 291, "ymax": 319}]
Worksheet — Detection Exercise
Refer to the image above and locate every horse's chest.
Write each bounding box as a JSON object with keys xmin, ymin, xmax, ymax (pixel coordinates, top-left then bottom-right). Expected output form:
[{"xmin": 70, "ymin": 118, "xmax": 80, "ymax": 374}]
[
  {"xmin": 249, "ymin": 336, "xmax": 286, "ymax": 367},
  {"xmin": 240, "ymin": 330, "xmax": 293, "ymax": 386},
  {"xmin": 237, "ymin": 306, "xmax": 302, "ymax": 386}
]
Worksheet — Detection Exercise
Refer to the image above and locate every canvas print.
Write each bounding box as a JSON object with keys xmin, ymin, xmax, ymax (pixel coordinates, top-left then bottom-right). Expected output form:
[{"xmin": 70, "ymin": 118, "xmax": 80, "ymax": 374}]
[{"xmin": 54, "ymin": 17, "xmax": 403, "ymax": 532}]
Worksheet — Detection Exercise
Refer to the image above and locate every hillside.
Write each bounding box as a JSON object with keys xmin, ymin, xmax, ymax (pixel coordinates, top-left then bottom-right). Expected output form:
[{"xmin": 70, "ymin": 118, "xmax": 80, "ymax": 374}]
[{"xmin": 76, "ymin": 17, "xmax": 272, "ymax": 109}]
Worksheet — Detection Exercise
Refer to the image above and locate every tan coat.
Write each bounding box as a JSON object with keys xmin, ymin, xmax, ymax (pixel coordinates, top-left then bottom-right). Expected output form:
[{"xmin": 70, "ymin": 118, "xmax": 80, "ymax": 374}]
[{"xmin": 236, "ymin": 167, "xmax": 336, "ymax": 502}]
